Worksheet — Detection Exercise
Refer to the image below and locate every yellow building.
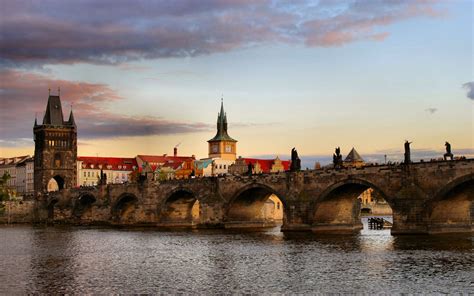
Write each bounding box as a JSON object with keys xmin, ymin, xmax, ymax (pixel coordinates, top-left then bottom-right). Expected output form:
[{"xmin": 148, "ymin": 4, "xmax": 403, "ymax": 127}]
[{"xmin": 264, "ymin": 194, "xmax": 284, "ymax": 221}]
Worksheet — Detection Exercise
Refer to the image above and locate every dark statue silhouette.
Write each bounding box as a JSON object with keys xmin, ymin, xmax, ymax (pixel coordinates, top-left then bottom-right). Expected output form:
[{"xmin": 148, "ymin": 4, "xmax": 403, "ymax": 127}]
[
  {"xmin": 404, "ymin": 140, "xmax": 412, "ymax": 164},
  {"xmin": 290, "ymin": 148, "xmax": 301, "ymax": 171},
  {"xmin": 333, "ymin": 147, "xmax": 343, "ymax": 168},
  {"xmin": 247, "ymin": 162, "xmax": 254, "ymax": 176},
  {"xmin": 444, "ymin": 141, "xmax": 454, "ymax": 160}
]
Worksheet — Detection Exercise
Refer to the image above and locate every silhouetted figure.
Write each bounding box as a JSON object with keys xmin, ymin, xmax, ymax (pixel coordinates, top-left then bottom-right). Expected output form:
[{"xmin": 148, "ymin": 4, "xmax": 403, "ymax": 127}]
[
  {"xmin": 333, "ymin": 147, "xmax": 343, "ymax": 168},
  {"xmin": 404, "ymin": 140, "xmax": 412, "ymax": 164},
  {"xmin": 247, "ymin": 162, "xmax": 254, "ymax": 176},
  {"xmin": 444, "ymin": 141, "xmax": 453, "ymax": 160},
  {"xmin": 290, "ymin": 148, "xmax": 301, "ymax": 171},
  {"xmin": 98, "ymin": 169, "xmax": 107, "ymax": 185}
]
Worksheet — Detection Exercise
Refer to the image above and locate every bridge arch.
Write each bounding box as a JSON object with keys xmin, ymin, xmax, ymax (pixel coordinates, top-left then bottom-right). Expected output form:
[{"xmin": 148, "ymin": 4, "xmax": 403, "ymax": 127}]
[
  {"xmin": 225, "ymin": 183, "xmax": 287, "ymax": 229},
  {"xmin": 111, "ymin": 193, "xmax": 139, "ymax": 224},
  {"xmin": 159, "ymin": 188, "xmax": 200, "ymax": 227},
  {"xmin": 427, "ymin": 173, "xmax": 473, "ymax": 233},
  {"xmin": 73, "ymin": 193, "xmax": 97, "ymax": 220},
  {"xmin": 47, "ymin": 175, "xmax": 65, "ymax": 192},
  {"xmin": 312, "ymin": 178, "xmax": 393, "ymax": 233}
]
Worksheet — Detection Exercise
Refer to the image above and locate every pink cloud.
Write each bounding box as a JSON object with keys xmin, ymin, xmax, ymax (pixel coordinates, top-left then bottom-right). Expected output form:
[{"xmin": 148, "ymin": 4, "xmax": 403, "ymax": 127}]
[
  {"xmin": 0, "ymin": 70, "xmax": 211, "ymax": 145},
  {"xmin": 0, "ymin": 0, "xmax": 444, "ymax": 67}
]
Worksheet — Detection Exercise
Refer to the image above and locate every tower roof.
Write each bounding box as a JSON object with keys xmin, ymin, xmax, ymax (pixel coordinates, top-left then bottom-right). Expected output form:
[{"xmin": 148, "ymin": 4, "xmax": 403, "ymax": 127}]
[
  {"xmin": 43, "ymin": 95, "xmax": 64, "ymax": 125},
  {"xmin": 68, "ymin": 109, "xmax": 76, "ymax": 127},
  {"xmin": 208, "ymin": 100, "xmax": 237, "ymax": 142},
  {"xmin": 40, "ymin": 94, "xmax": 75, "ymax": 127},
  {"xmin": 344, "ymin": 147, "xmax": 364, "ymax": 163}
]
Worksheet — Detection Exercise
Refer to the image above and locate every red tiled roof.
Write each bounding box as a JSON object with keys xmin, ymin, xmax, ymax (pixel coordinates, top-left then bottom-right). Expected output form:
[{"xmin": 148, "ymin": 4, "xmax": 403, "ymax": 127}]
[
  {"xmin": 78, "ymin": 156, "xmax": 137, "ymax": 171},
  {"xmin": 161, "ymin": 160, "xmax": 183, "ymax": 170},
  {"xmin": 137, "ymin": 154, "xmax": 195, "ymax": 163},
  {"xmin": 137, "ymin": 154, "xmax": 195, "ymax": 171},
  {"xmin": 0, "ymin": 155, "xmax": 30, "ymax": 166},
  {"xmin": 241, "ymin": 158, "xmax": 290, "ymax": 173}
]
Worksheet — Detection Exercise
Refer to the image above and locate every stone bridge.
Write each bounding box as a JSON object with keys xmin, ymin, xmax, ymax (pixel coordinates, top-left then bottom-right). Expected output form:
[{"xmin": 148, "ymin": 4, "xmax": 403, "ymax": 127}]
[{"xmin": 41, "ymin": 159, "xmax": 473, "ymax": 234}]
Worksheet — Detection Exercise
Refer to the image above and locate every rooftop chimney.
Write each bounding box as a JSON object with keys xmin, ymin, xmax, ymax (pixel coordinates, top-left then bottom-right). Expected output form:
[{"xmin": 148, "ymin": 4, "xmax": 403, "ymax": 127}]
[{"xmin": 174, "ymin": 147, "xmax": 178, "ymax": 157}]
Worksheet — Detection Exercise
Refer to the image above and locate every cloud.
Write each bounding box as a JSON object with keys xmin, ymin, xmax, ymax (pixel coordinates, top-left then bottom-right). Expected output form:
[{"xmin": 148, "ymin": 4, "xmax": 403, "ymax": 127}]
[
  {"xmin": 0, "ymin": 69, "xmax": 211, "ymax": 146},
  {"xmin": 0, "ymin": 0, "xmax": 443, "ymax": 67},
  {"xmin": 462, "ymin": 81, "xmax": 474, "ymax": 100},
  {"xmin": 425, "ymin": 107, "xmax": 437, "ymax": 114}
]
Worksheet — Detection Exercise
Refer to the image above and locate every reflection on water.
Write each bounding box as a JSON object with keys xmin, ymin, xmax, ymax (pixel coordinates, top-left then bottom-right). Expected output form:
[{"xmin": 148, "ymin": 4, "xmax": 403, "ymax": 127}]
[{"xmin": 0, "ymin": 225, "xmax": 472, "ymax": 294}]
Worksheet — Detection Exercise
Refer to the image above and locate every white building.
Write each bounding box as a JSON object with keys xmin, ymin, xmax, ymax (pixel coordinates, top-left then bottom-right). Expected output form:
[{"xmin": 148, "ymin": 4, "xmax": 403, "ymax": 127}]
[
  {"xmin": 77, "ymin": 156, "xmax": 137, "ymax": 186},
  {"xmin": 0, "ymin": 156, "xmax": 30, "ymax": 197},
  {"xmin": 15, "ymin": 157, "xmax": 34, "ymax": 196}
]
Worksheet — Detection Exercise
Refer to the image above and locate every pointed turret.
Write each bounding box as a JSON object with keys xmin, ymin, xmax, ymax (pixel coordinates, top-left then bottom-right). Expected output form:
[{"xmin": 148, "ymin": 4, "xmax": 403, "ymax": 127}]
[
  {"xmin": 208, "ymin": 99, "xmax": 236, "ymax": 142},
  {"xmin": 344, "ymin": 147, "xmax": 365, "ymax": 167},
  {"xmin": 344, "ymin": 147, "xmax": 364, "ymax": 162},
  {"xmin": 68, "ymin": 109, "xmax": 76, "ymax": 127},
  {"xmin": 207, "ymin": 99, "xmax": 237, "ymax": 160},
  {"xmin": 42, "ymin": 95, "xmax": 65, "ymax": 125}
]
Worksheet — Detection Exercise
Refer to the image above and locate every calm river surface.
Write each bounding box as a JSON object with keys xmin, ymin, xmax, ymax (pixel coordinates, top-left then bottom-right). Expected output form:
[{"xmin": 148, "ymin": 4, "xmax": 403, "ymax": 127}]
[{"xmin": 1, "ymin": 220, "xmax": 473, "ymax": 294}]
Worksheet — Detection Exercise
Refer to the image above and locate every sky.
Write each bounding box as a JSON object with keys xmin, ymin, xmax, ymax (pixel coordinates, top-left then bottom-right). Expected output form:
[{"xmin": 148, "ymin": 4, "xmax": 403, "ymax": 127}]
[{"xmin": 0, "ymin": 0, "xmax": 473, "ymax": 165}]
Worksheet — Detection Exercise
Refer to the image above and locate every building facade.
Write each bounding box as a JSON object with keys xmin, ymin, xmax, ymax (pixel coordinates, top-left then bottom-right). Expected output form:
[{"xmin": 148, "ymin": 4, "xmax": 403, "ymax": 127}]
[
  {"xmin": 229, "ymin": 156, "xmax": 290, "ymax": 175},
  {"xmin": 34, "ymin": 93, "xmax": 77, "ymax": 193},
  {"xmin": 0, "ymin": 156, "xmax": 30, "ymax": 197},
  {"xmin": 136, "ymin": 150, "xmax": 196, "ymax": 180},
  {"xmin": 15, "ymin": 156, "xmax": 34, "ymax": 196},
  {"xmin": 77, "ymin": 157, "xmax": 138, "ymax": 186}
]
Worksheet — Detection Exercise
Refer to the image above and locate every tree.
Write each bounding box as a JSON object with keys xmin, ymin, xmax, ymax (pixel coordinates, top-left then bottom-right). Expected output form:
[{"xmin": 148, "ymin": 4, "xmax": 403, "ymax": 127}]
[{"xmin": 0, "ymin": 172, "xmax": 11, "ymax": 201}]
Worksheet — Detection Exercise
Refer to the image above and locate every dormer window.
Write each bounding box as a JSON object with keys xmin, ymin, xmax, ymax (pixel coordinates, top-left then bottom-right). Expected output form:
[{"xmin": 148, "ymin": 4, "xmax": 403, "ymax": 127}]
[{"xmin": 90, "ymin": 164, "xmax": 94, "ymax": 169}]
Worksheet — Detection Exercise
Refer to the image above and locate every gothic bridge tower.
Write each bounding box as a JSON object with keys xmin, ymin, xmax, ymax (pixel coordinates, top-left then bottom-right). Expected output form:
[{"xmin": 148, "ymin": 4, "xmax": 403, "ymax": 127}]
[
  {"xmin": 34, "ymin": 91, "xmax": 77, "ymax": 193},
  {"xmin": 208, "ymin": 100, "xmax": 237, "ymax": 160}
]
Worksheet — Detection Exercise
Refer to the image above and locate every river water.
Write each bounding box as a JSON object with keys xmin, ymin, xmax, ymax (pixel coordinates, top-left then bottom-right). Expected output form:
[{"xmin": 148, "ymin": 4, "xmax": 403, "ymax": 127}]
[{"xmin": 1, "ymin": 220, "xmax": 473, "ymax": 294}]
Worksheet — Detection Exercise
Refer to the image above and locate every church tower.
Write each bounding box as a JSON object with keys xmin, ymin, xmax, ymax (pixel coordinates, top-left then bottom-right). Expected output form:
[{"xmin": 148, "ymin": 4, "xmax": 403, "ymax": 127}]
[
  {"xmin": 208, "ymin": 100, "xmax": 237, "ymax": 160},
  {"xmin": 34, "ymin": 91, "xmax": 77, "ymax": 193}
]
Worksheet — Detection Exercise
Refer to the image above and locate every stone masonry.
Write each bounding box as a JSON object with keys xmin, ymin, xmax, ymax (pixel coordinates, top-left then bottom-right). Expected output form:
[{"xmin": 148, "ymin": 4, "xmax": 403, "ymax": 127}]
[{"xmin": 35, "ymin": 159, "xmax": 473, "ymax": 235}]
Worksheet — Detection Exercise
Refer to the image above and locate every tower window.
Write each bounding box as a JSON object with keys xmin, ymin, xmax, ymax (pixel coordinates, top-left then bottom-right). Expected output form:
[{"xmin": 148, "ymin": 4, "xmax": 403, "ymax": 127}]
[{"xmin": 54, "ymin": 153, "xmax": 61, "ymax": 168}]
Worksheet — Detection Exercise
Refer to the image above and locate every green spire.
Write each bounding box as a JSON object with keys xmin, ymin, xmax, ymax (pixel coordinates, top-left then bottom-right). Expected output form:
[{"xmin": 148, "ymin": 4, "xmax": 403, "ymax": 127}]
[{"xmin": 208, "ymin": 98, "xmax": 236, "ymax": 143}]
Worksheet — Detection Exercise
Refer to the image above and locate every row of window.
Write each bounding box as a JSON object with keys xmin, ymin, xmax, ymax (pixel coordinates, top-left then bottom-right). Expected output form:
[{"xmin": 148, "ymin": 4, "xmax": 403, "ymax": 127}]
[
  {"xmin": 47, "ymin": 140, "xmax": 70, "ymax": 148},
  {"xmin": 82, "ymin": 164, "xmax": 128, "ymax": 170},
  {"xmin": 47, "ymin": 132, "xmax": 67, "ymax": 138},
  {"xmin": 215, "ymin": 164, "xmax": 227, "ymax": 170},
  {"xmin": 83, "ymin": 171, "xmax": 127, "ymax": 179}
]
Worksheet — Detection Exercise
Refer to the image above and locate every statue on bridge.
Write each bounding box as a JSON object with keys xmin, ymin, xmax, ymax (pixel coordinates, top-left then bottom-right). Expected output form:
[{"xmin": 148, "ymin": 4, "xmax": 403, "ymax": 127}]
[
  {"xmin": 290, "ymin": 148, "xmax": 301, "ymax": 172},
  {"xmin": 247, "ymin": 162, "xmax": 254, "ymax": 176},
  {"xmin": 333, "ymin": 147, "xmax": 343, "ymax": 168},
  {"xmin": 404, "ymin": 140, "xmax": 412, "ymax": 164},
  {"xmin": 98, "ymin": 170, "xmax": 107, "ymax": 185},
  {"xmin": 444, "ymin": 141, "xmax": 454, "ymax": 160}
]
